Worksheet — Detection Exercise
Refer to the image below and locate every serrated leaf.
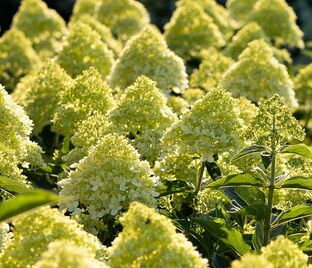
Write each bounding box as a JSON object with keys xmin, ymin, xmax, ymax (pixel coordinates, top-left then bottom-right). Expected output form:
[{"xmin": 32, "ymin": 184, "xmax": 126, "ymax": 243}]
[
  {"xmin": 207, "ymin": 174, "xmax": 266, "ymax": 188},
  {"xmin": 0, "ymin": 189, "xmax": 59, "ymax": 222},
  {"xmin": 232, "ymin": 145, "xmax": 266, "ymax": 161},
  {"xmin": 280, "ymin": 176, "xmax": 312, "ymax": 190},
  {"xmin": 0, "ymin": 176, "xmax": 30, "ymax": 194},
  {"xmin": 281, "ymin": 144, "xmax": 312, "ymax": 159},
  {"xmin": 275, "ymin": 205, "xmax": 312, "ymax": 226},
  {"xmin": 194, "ymin": 218, "xmax": 250, "ymax": 255},
  {"xmin": 235, "ymin": 204, "xmax": 270, "ymax": 222}
]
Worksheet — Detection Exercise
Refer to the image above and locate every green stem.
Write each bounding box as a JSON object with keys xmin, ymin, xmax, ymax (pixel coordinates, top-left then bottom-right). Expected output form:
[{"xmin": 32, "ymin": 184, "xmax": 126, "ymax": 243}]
[
  {"xmin": 263, "ymin": 115, "xmax": 277, "ymax": 246},
  {"xmin": 195, "ymin": 162, "xmax": 205, "ymax": 194}
]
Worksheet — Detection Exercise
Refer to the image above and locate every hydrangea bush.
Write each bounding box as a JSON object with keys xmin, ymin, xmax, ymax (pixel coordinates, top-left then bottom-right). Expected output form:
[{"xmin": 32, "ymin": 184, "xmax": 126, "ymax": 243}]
[{"xmin": 0, "ymin": 0, "xmax": 311, "ymax": 267}]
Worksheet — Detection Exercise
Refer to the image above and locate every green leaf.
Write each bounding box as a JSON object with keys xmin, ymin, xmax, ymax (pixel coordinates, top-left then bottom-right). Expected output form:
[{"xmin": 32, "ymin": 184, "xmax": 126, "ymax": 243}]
[
  {"xmin": 281, "ymin": 144, "xmax": 312, "ymax": 159},
  {"xmin": 280, "ymin": 176, "xmax": 312, "ymax": 190},
  {"xmin": 252, "ymin": 223, "xmax": 264, "ymax": 254},
  {"xmin": 234, "ymin": 187, "xmax": 265, "ymax": 205},
  {"xmin": 0, "ymin": 189, "xmax": 59, "ymax": 222},
  {"xmin": 232, "ymin": 145, "xmax": 266, "ymax": 161},
  {"xmin": 235, "ymin": 204, "xmax": 270, "ymax": 222},
  {"xmin": 260, "ymin": 152, "xmax": 272, "ymax": 169},
  {"xmin": 0, "ymin": 176, "xmax": 31, "ymax": 194},
  {"xmin": 194, "ymin": 219, "xmax": 250, "ymax": 255},
  {"xmin": 207, "ymin": 174, "xmax": 266, "ymax": 188},
  {"xmin": 275, "ymin": 205, "xmax": 312, "ymax": 227}
]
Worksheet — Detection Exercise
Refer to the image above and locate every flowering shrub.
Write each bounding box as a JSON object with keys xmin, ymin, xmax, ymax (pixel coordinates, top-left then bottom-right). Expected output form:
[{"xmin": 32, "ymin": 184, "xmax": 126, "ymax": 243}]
[{"xmin": 0, "ymin": 1, "xmax": 311, "ymax": 267}]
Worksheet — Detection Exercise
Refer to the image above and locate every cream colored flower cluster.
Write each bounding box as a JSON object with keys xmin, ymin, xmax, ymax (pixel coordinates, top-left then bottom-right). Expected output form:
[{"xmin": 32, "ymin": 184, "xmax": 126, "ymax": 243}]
[
  {"xmin": 0, "ymin": 207, "xmax": 105, "ymax": 268},
  {"xmin": 11, "ymin": 0, "xmax": 65, "ymax": 59},
  {"xmin": 59, "ymin": 134, "xmax": 158, "ymax": 220},
  {"xmin": 108, "ymin": 202, "xmax": 208, "ymax": 268},
  {"xmin": 52, "ymin": 67, "xmax": 114, "ymax": 137}
]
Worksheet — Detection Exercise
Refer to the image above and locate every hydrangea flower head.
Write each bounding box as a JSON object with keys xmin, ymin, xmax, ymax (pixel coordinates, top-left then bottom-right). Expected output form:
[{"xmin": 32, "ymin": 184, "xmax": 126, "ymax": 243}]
[
  {"xmin": 70, "ymin": 15, "xmax": 122, "ymax": 56},
  {"xmin": 0, "ymin": 29, "xmax": 40, "ymax": 92},
  {"xmin": 248, "ymin": 0, "xmax": 304, "ymax": 48},
  {"xmin": 12, "ymin": 60, "xmax": 72, "ymax": 135},
  {"xmin": 96, "ymin": 0, "xmax": 149, "ymax": 42},
  {"xmin": 0, "ymin": 85, "xmax": 43, "ymax": 172},
  {"xmin": 191, "ymin": 0, "xmax": 233, "ymax": 38},
  {"xmin": 222, "ymin": 40, "xmax": 297, "ymax": 108},
  {"xmin": 0, "ymin": 223, "xmax": 12, "ymax": 252},
  {"xmin": 11, "ymin": 0, "xmax": 65, "ymax": 58},
  {"xmin": 33, "ymin": 240, "xmax": 107, "ymax": 268},
  {"xmin": 190, "ymin": 47, "xmax": 233, "ymax": 91},
  {"xmin": 110, "ymin": 76, "xmax": 176, "ymax": 134},
  {"xmin": 294, "ymin": 63, "xmax": 312, "ymax": 107},
  {"xmin": 0, "ymin": 207, "xmax": 104, "ymax": 268},
  {"xmin": 162, "ymin": 87, "xmax": 242, "ymax": 161},
  {"xmin": 57, "ymin": 22, "xmax": 114, "ymax": 79},
  {"xmin": 247, "ymin": 95, "xmax": 305, "ymax": 148},
  {"xmin": 52, "ymin": 67, "xmax": 114, "ymax": 137},
  {"xmin": 262, "ymin": 236, "xmax": 308, "ymax": 268},
  {"xmin": 167, "ymin": 96, "xmax": 189, "ymax": 115},
  {"xmin": 226, "ymin": 0, "xmax": 257, "ymax": 24},
  {"xmin": 231, "ymin": 254, "xmax": 273, "ymax": 268},
  {"xmin": 108, "ymin": 202, "xmax": 208, "ymax": 268},
  {"xmin": 109, "ymin": 25, "xmax": 188, "ymax": 94},
  {"xmin": 59, "ymin": 133, "xmax": 158, "ymax": 220},
  {"xmin": 164, "ymin": 1, "xmax": 225, "ymax": 59},
  {"xmin": 63, "ymin": 112, "xmax": 111, "ymax": 165},
  {"xmin": 71, "ymin": 0, "xmax": 99, "ymax": 19}
]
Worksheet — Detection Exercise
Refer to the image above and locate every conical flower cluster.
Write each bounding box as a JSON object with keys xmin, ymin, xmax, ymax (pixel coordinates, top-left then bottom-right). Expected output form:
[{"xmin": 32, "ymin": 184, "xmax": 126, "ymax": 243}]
[
  {"xmin": 12, "ymin": 60, "xmax": 72, "ymax": 135},
  {"xmin": 12, "ymin": 0, "xmax": 65, "ymax": 58},
  {"xmin": 109, "ymin": 26, "xmax": 188, "ymax": 94},
  {"xmin": 59, "ymin": 134, "xmax": 158, "ymax": 219},
  {"xmin": 52, "ymin": 67, "xmax": 114, "ymax": 137},
  {"xmin": 222, "ymin": 40, "xmax": 297, "ymax": 108},
  {"xmin": 108, "ymin": 202, "xmax": 208, "ymax": 268},
  {"xmin": 57, "ymin": 22, "xmax": 114, "ymax": 79},
  {"xmin": 164, "ymin": 1, "xmax": 225, "ymax": 59}
]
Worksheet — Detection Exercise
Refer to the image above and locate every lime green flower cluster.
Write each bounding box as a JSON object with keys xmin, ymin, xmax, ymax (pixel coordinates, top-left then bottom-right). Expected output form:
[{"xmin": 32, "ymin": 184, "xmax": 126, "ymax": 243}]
[
  {"xmin": 96, "ymin": 0, "xmax": 149, "ymax": 42},
  {"xmin": 58, "ymin": 134, "xmax": 158, "ymax": 220},
  {"xmin": 0, "ymin": 207, "xmax": 105, "ymax": 268},
  {"xmin": 12, "ymin": 60, "xmax": 72, "ymax": 135},
  {"xmin": 232, "ymin": 236, "xmax": 309, "ymax": 268},
  {"xmin": 11, "ymin": 0, "xmax": 65, "ymax": 59},
  {"xmin": 154, "ymin": 152, "xmax": 198, "ymax": 184},
  {"xmin": 226, "ymin": 0, "xmax": 257, "ymax": 25},
  {"xmin": 0, "ymin": 86, "xmax": 43, "ymax": 182},
  {"xmin": 231, "ymin": 254, "xmax": 273, "ymax": 268},
  {"xmin": 222, "ymin": 40, "xmax": 297, "ymax": 108},
  {"xmin": 164, "ymin": 1, "xmax": 225, "ymax": 59},
  {"xmin": 108, "ymin": 202, "xmax": 208, "ymax": 268},
  {"xmin": 190, "ymin": 47, "xmax": 233, "ymax": 91},
  {"xmin": 0, "ymin": 223, "xmax": 12, "ymax": 252},
  {"xmin": 63, "ymin": 112, "xmax": 111, "ymax": 165},
  {"xmin": 191, "ymin": 0, "xmax": 234, "ymax": 38},
  {"xmin": 234, "ymin": 97, "xmax": 259, "ymax": 129},
  {"xmin": 162, "ymin": 87, "xmax": 242, "ymax": 161},
  {"xmin": 0, "ymin": 29, "xmax": 40, "ymax": 92},
  {"xmin": 246, "ymin": 95, "xmax": 305, "ymax": 148},
  {"xmin": 167, "ymin": 96, "xmax": 189, "ymax": 115},
  {"xmin": 183, "ymin": 88, "xmax": 205, "ymax": 105},
  {"xmin": 70, "ymin": 15, "xmax": 121, "ymax": 56},
  {"xmin": 52, "ymin": 67, "xmax": 114, "ymax": 137},
  {"xmin": 57, "ymin": 22, "xmax": 114, "ymax": 79},
  {"xmin": 33, "ymin": 240, "xmax": 107, "ymax": 268},
  {"xmin": 71, "ymin": 0, "xmax": 99, "ymax": 19},
  {"xmin": 110, "ymin": 76, "xmax": 177, "ymax": 164},
  {"xmin": 273, "ymin": 189, "xmax": 312, "ymax": 210},
  {"xmin": 195, "ymin": 188, "xmax": 228, "ymax": 214},
  {"xmin": 247, "ymin": 0, "xmax": 304, "ymax": 48},
  {"xmin": 224, "ymin": 22, "xmax": 291, "ymax": 63},
  {"xmin": 294, "ymin": 64, "xmax": 312, "ymax": 108},
  {"xmin": 109, "ymin": 26, "xmax": 188, "ymax": 94},
  {"xmin": 262, "ymin": 236, "xmax": 309, "ymax": 268}
]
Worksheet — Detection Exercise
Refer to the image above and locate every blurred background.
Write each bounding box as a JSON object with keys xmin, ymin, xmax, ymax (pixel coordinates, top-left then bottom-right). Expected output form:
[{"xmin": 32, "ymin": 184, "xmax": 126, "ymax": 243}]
[{"xmin": 0, "ymin": 0, "xmax": 311, "ymax": 62}]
